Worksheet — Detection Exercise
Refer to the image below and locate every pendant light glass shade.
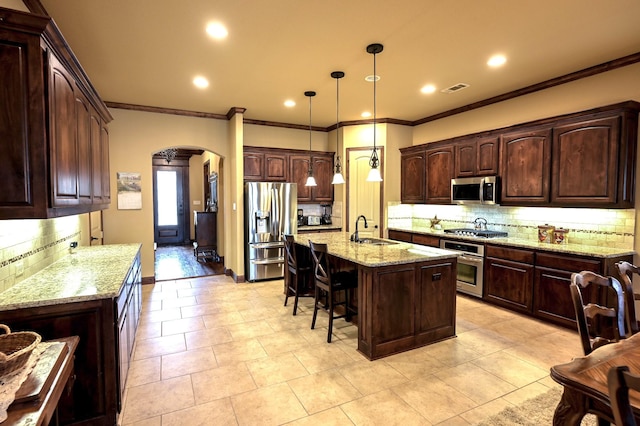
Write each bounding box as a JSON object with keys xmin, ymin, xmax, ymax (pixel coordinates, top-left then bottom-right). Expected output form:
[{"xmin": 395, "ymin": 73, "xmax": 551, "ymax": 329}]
[
  {"xmin": 304, "ymin": 91, "xmax": 317, "ymax": 187},
  {"xmin": 331, "ymin": 71, "xmax": 346, "ymax": 185},
  {"xmin": 366, "ymin": 43, "xmax": 383, "ymax": 182}
]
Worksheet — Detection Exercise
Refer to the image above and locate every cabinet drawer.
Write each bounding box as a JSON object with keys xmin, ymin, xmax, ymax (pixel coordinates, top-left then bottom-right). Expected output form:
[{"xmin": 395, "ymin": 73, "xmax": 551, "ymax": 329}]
[
  {"xmin": 486, "ymin": 245, "xmax": 534, "ymax": 263},
  {"xmin": 388, "ymin": 230, "xmax": 412, "ymax": 243},
  {"xmin": 412, "ymin": 234, "xmax": 440, "ymax": 248},
  {"xmin": 536, "ymin": 251, "xmax": 601, "ymax": 272}
]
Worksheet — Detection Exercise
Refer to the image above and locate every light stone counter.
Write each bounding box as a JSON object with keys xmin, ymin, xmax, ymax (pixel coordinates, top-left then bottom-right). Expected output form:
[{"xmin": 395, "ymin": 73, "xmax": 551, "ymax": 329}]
[
  {"xmin": 294, "ymin": 231, "xmax": 458, "ymax": 267},
  {"xmin": 0, "ymin": 244, "xmax": 141, "ymax": 311},
  {"xmin": 389, "ymin": 226, "xmax": 635, "ymax": 258},
  {"xmin": 297, "ymin": 224, "xmax": 342, "ymax": 233}
]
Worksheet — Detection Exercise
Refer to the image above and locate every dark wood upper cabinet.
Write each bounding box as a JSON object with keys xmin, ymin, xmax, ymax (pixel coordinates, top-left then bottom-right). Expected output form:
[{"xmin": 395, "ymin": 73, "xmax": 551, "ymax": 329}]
[
  {"xmin": 265, "ymin": 153, "xmax": 288, "ymax": 181},
  {"xmin": 400, "ymin": 149, "xmax": 426, "ymax": 203},
  {"xmin": 426, "ymin": 144, "xmax": 454, "ymax": 203},
  {"xmin": 0, "ymin": 9, "xmax": 112, "ymax": 219},
  {"xmin": 477, "ymin": 136, "xmax": 500, "ymax": 176},
  {"xmin": 244, "ymin": 147, "xmax": 334, "ymax": 203},
  {"xmin": 551, "ymin": 112, "xmax": 637, "ymax": 207},
  {"xmin": 455, "ymin": 136, "xmax": 499, "ymax": 177},
  {"xmin": 243, "ymin": 152, "xmax": 265, "ymax": 181},
  {"xmin": 500, "ymin": 128, "xmax": 552, "ymax": 205},
  {"xmin": 310, "ymin": 154, "xmax": 334, "ymax": 202},
  {"xmin": 289, "ymin": 154, "xmax": 312, "ymax": 202}
]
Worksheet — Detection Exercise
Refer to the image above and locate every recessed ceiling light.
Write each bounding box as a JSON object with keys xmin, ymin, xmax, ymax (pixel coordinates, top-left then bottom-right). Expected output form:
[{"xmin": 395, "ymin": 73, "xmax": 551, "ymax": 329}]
[
  {"xmin": 193, "ymin": 76, "xmax": 209, "ymax": 89},
  {"xmin": 206, "ymin": 22, "xmax": 228, "ymax": 40},
  {"xmin": 361, "ymin": 111, "xmax": 371, "ymax": 118},
  {"xmin": 487, "ymin": 54, "xmax": 507, "ymax": 68},
  {"xmin": 420, "ymin": 84, "xmax": 436, "ymax": 94},
  {"xmin": 365, "ymin": 75, "xmax": 380, "ymax": 82},
  {"xmin": 284, "ymin": 100, "xmax": 295, "ymax": 107}
]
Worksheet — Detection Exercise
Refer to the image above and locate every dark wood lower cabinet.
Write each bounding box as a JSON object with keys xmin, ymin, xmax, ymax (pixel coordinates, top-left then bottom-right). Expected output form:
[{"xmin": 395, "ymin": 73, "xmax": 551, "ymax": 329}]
[
  {"xmin": 387, "ymin": 230, "xmax": 440, "ymax": 248},
  {"xmin": 484, "ymin": 245, "xmax": 535, "ymax": 314},
  {"xmin": 532, "ymin": 251, "xmax": 631, "ymax": 328},
  {"xmin": 0, "ymin": 251, "xmax": 141, "ymax": 426}
]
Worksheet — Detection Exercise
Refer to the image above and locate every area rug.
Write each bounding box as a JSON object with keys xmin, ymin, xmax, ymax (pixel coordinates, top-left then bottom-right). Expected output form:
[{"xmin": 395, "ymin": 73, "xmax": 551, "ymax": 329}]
[{"xmin": 477, "ymin": 386, "xmax": 598, "ymax": 426}]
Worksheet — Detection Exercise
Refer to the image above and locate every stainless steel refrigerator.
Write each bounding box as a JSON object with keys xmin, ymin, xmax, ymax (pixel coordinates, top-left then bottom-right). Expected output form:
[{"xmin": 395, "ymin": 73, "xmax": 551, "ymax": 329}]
[{"xmin": 245, "ymin": 182, "xmax": 297, "ymax": 281}]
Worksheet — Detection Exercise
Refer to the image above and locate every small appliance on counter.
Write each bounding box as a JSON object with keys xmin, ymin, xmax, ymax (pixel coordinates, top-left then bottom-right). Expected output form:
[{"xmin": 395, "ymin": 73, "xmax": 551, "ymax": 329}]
[
  {"xmin": 297, "ymin": 209, "xmax": 305, "ymax": 227},
  {"xmin": 321, "ymin": 204, "xmax": 332, "ymax": 225},
  {"xmin": 307, "ymin": 215, "xmax": 321, "ymax": 226}
]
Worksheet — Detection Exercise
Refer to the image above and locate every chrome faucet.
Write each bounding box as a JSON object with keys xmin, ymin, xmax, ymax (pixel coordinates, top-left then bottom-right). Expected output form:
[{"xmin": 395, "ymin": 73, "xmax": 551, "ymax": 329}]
[
  {"xmin": 474, "ymin": 217, "xmax": 488, "ymax": 230},
  {"xmin": 350, "ymin": 215, "xmax": 368, "ymax": 242}
]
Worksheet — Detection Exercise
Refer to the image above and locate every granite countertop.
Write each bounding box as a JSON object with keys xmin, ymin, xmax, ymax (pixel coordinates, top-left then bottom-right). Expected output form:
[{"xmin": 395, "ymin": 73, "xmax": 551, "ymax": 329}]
[
  {"xmin": 293, "ymin": 231, "xmax": 458, "ymax": 267},
  {"xmin": 0, "ymin": 244, "xmax": 141, "ymax": 311},
  {"xmin": 389, "ymin": 226, "xmax": 635, "ymax": 258}
]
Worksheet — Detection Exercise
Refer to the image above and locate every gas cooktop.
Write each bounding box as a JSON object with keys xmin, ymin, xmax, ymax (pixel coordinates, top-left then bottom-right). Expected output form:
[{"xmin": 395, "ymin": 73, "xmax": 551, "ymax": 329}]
[{"xmin": 444, "ymin": 228, "xmax": 508, "ymax": 238}]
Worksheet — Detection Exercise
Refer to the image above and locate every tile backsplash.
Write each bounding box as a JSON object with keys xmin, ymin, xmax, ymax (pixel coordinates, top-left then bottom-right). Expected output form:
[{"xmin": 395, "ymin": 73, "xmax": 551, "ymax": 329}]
[
  {"xmin": 388, "ymin": 203, "xmax": 635, "ymax": 249},
  {"xmin": 0, "ymin": 216, "xmax": 81, "ymax": 292}
]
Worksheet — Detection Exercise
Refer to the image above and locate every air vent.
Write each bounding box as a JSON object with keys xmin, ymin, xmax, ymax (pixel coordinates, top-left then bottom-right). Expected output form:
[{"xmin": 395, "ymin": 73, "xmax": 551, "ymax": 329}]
[{"xmin": 441, "ymin": 83, "xmax": 470, "ymax": 94}]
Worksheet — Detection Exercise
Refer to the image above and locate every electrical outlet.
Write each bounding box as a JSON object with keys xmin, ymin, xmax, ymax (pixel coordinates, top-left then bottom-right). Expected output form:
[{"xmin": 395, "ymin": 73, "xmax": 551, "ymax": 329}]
[{"xmin": 15, "ymin": 259, "xmax": 24, "ymax": 277}]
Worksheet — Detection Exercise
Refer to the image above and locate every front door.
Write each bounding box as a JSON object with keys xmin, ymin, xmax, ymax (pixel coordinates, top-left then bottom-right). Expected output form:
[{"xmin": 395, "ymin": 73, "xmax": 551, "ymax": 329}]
[
  {"xmin": 347, "ymin": 147, "xmax": 383, "ymax": 238},
  {"xmin": 153, "ymin": 166, "xmax": 187, "ymax": 245}
]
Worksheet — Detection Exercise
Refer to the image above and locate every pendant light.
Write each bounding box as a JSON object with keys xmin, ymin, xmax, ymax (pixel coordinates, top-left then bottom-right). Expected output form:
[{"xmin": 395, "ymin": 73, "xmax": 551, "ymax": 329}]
[
  {"xmin": 304, "ymin": 90, "xmax": 317, "ymax": 187},
  {"xmin": 366, "ymin": 43, "xmax": 383, "ymax": 182},
  {"xmin": 331, "ymin": 71, "xmax": 346, "ymax": 185}
]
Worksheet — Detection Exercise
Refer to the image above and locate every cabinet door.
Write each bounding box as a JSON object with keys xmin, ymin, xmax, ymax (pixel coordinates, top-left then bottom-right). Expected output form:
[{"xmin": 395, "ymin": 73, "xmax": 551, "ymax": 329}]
[
  {"xmin": 484, "ymin": 257, "xmax": 534, "ymax": 313},
  {"xmin": 412, "ymin": 234, "xmax": 440, "ymax": 248},
  {"xmin": 551, "ymin": 116, "xmax": 619, "ymax": 206},
  {"xmin": 426, "ymin": 145, "xmax": 454, "ymax": 203},
  {"xmin": 311, "ymin": 154, "xmax": 334, "ymax": 202},
  {"xmin": 243, "ymin": 152, "xmax": 265, "ymax": 181},
  {"xmin": 417, "ymin": 261, "xmax": 456, "ymax": 336},
  {"xmin": 289, "ymin": 154, "xmax": 312, "ymax": 202},
  {"xmin": 75, "ymin": 90, "xmax": 92, "ymax": 204},
  {"xmin": 455, "ymin": 141, "xmax": 476, "ymax": 177},
  {"xmin": 265, "ymin": 153, "xmax": 288, "ymax": 181},
  {"xmin": 49, "ymin": 52, "xmax": 80, "ymax": 207},
  {"xmin": 500, "ymin": 128, "xmax": 551, "ymax": 205},
  {"xmin": 477, "ymin": 136, "xmax": 499, "ymax": 176},
  {"xmin": 401, "ymin": 151, "xmax": 426, "ymax": 203},
  {"xmin": 100, "ymin": 124, "xmax": 111, "ymax": 203},
  {"xmin": 533, "ymin": 251, "xmax": 601, "ymax": 327},
  {"xmin": 90, "ymin": 113, "xmax": 103, "ymax": 202}
]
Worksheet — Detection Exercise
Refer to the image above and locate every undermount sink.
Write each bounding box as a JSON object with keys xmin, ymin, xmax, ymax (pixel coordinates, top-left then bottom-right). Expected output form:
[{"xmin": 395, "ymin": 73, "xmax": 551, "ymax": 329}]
[{"xmin": 355, "ymin": 238, "xmax": 398, "ymax": 246}]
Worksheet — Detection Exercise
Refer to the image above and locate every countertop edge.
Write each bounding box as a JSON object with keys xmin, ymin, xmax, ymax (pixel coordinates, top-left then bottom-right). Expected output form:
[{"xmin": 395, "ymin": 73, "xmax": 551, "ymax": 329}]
[{"xmin": 388, "ymin": 227, "xmax": 635, "ymax": 259}]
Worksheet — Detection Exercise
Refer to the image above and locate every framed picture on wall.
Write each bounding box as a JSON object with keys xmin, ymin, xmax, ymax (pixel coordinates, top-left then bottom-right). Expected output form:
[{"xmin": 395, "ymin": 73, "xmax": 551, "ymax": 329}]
[{"xmin": 117, "ymin": 172, "xmax": 142, "ymax": 210}]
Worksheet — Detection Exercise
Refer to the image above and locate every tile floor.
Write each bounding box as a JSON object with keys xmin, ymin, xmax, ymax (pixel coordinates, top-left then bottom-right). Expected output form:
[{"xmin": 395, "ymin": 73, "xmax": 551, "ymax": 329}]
[{"xmin": 119, "ymin": 275, "xmax": 584, "ymax": 425}]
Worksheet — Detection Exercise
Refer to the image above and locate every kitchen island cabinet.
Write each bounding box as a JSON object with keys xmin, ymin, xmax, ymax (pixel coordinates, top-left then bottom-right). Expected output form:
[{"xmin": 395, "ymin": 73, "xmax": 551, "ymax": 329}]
[
  {"xmin": 0, "ymin": 244, "xmax": 142, "ymax": 426},
  {"xmin": 293, "ymin": 232, "xmax": 458, "ymax": 360}
]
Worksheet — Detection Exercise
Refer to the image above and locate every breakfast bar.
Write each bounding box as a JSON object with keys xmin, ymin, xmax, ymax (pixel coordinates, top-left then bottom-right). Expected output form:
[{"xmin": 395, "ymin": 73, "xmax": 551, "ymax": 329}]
[{"xmin": 293, "ymin": 232, "xmax": 459, "ymax": 360}]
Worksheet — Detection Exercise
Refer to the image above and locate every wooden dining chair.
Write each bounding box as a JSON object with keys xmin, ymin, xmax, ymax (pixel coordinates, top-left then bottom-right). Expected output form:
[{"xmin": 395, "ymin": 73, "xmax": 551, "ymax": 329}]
[
  {"xmin": 615, "ymin": 261, "xmax": 640, "ymax": 336},
  {"xmin": 309, "ymin": 240, "xmax": 358, "ymax": 343},
  {"xmin": 608, "ymin": 365, "xmax": 640, "ymax": 426},
  {"xmin": 570, "ymin": 271, "xmax": 627, "ymax": 355}
]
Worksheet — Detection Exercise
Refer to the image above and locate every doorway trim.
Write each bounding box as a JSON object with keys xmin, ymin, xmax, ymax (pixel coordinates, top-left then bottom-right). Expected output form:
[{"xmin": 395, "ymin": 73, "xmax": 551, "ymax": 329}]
[{"xmin": 345, "ymin": 146, "xmax": 384, "ymax": 236}]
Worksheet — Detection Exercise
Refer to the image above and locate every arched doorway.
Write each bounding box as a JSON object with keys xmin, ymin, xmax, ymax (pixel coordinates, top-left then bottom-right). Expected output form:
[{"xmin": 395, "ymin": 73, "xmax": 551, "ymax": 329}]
[{"xmin": 152, "ymin": 147, "xmax": 225, "ymax": 281}]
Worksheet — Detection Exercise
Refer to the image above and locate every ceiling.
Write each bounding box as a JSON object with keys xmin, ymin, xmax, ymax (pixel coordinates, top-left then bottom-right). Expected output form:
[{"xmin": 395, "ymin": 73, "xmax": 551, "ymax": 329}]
[{"xmin": 37, "ymin": 0, "xmax": 640, "ymax": 128}]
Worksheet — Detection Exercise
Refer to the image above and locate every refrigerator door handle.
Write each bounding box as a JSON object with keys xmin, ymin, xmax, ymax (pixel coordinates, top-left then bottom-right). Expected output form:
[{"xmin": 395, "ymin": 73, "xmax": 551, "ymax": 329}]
[
  {"xmin": 251, "ymin": 257, "xmax": 285, "ymax": 265},
  {"xmin": 272, "ymin": 186, "xmax": 280, "ymax": 237},
  {"xmin": 251, "ymin": 242, "xmax": 285, "ymax": 249}
]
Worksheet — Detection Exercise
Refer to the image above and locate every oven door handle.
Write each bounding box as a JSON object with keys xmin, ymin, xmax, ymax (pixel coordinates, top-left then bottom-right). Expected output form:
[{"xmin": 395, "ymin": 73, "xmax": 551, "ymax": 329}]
[{"xmin": 458, "ymin": 254, "xmax": 484, "ymax": 265}]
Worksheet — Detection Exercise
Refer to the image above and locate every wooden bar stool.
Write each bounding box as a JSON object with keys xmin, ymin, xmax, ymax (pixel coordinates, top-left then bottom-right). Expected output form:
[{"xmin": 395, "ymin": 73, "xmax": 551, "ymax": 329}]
[
  {"xmin": 309, "ymin": 240, "xmax": 358, "ymax": 343},
  {"xmin": 283, "ymin": 235, "xmax": 313, "ymax": 315}
]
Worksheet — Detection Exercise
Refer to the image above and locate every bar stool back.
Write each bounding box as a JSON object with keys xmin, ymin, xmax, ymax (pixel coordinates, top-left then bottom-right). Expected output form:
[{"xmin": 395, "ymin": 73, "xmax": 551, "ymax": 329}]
[
  {"xmin": 283, "ymin": 235, "xmax": 312, "ymax": 315},
  {"xmin": 309, "ymin": 240, "xmax": 358, "ymax": 343}
]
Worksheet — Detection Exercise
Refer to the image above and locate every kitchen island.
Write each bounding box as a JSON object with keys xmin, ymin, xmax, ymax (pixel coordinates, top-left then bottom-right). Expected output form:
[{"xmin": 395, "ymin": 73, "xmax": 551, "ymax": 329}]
[{"xmin": 294, "ymin": 232, "xmax": 458, "ymax": 360}]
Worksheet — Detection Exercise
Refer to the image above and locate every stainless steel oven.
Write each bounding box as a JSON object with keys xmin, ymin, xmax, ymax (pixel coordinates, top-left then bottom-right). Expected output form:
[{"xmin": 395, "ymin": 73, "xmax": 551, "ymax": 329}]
[{"xmin": 440, "ymin": 239, "xmax": 484, "ymax": 298}]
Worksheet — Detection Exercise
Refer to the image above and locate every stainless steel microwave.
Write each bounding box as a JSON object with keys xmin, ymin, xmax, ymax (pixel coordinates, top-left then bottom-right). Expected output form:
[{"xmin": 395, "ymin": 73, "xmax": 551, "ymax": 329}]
[{"xmin": 451, "ymin": 176, "xmax": 500, "ymax": 205}]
